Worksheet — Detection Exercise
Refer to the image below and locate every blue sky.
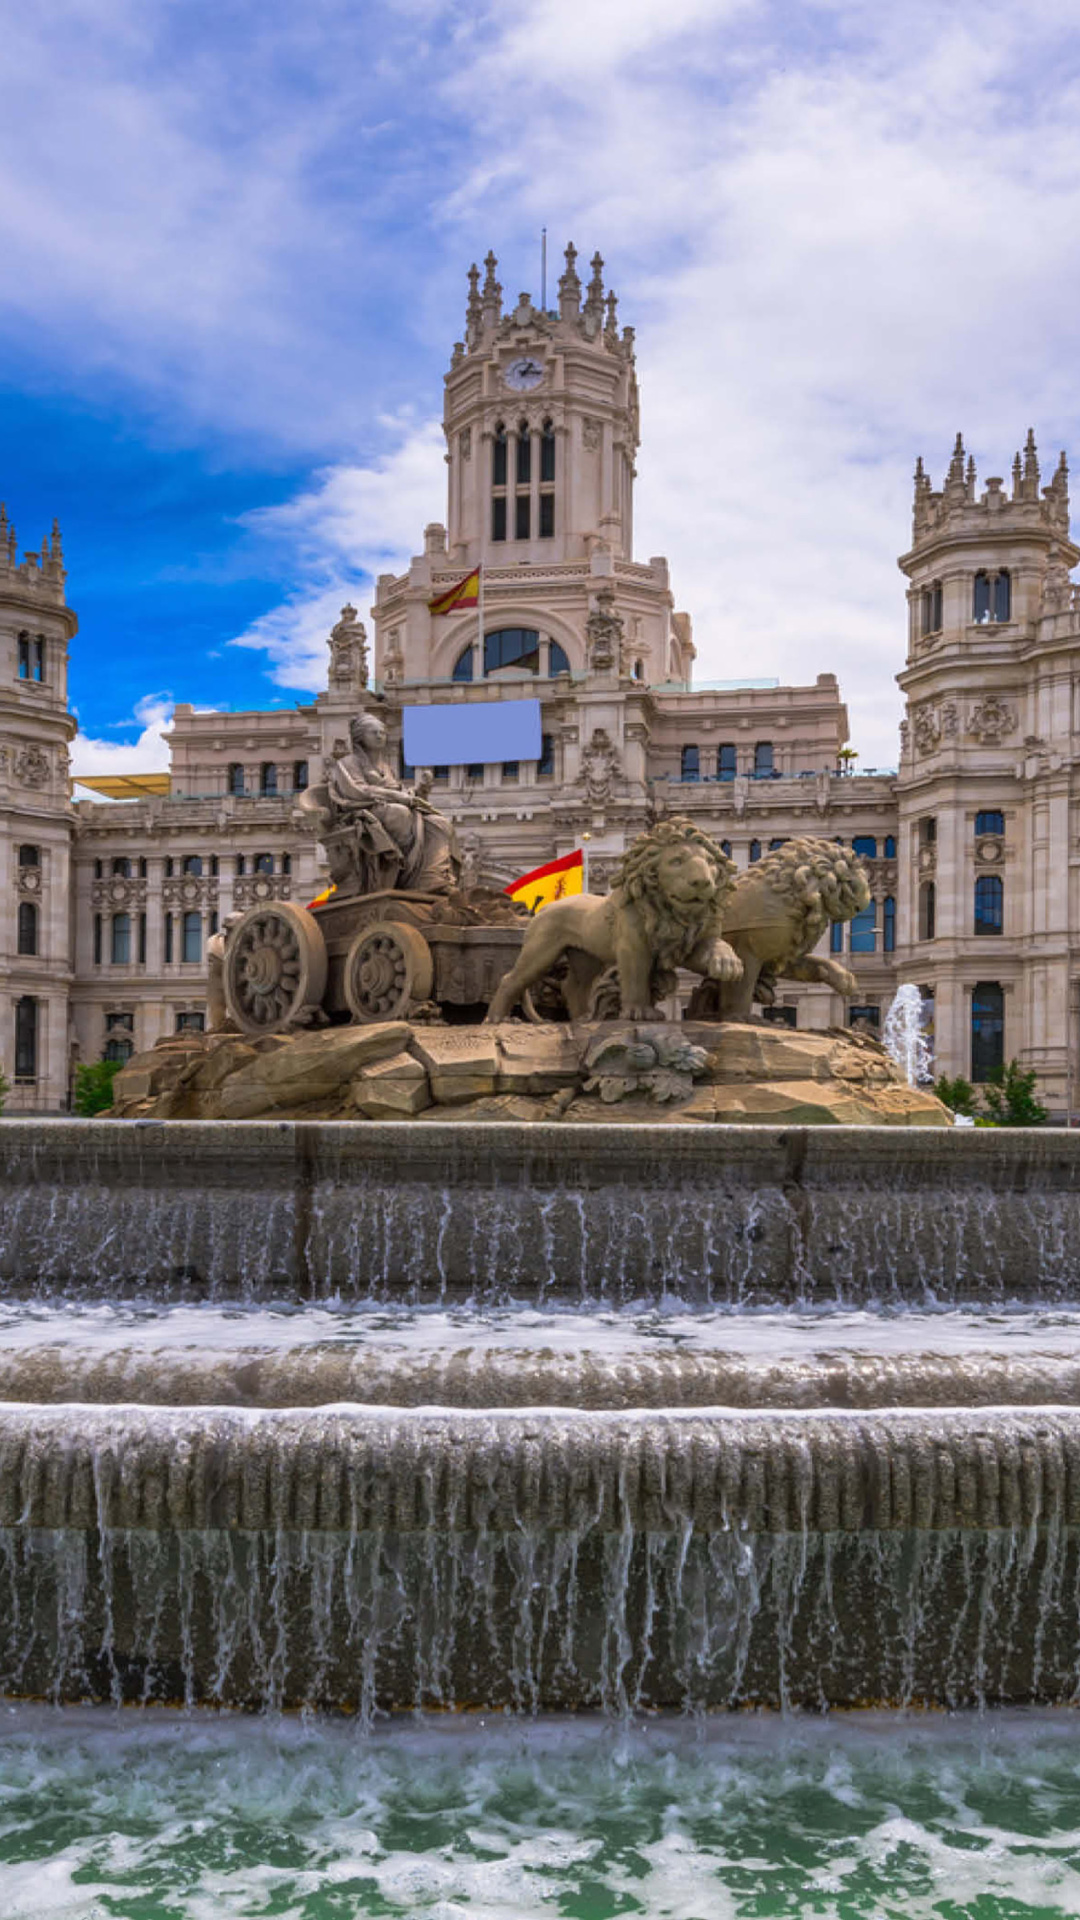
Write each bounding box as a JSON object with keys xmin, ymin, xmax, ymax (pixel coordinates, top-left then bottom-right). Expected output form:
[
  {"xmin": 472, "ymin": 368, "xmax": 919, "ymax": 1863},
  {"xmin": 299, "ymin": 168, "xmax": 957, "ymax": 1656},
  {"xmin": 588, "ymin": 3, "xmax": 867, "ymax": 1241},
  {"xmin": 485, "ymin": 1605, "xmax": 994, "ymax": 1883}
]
[{"xmin": 5, "ymin": 0, "xmax": 1080, "ymax": 772}]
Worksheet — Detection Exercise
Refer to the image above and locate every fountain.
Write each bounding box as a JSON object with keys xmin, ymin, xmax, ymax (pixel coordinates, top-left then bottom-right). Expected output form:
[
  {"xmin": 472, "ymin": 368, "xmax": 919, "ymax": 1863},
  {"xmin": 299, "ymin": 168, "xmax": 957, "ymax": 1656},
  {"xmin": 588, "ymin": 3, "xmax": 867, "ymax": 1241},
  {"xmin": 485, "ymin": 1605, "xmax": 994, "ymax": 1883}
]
[
  {"xmin": 884, "ymin": 981, "xmax": 934, "ymax": 1087},
  {"xmin": 1, "ymin": 798, "xmax": 1079, "ymax": 1725}
]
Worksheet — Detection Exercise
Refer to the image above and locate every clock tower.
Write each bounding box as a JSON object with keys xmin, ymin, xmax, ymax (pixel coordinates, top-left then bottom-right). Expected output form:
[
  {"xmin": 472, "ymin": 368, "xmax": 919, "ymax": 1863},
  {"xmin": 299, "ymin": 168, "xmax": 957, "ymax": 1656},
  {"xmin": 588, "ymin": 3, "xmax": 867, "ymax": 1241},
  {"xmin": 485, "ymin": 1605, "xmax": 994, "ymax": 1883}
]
[{"xmin": 444, "ymin": 245, "xmax": 640, "ymax": 567}]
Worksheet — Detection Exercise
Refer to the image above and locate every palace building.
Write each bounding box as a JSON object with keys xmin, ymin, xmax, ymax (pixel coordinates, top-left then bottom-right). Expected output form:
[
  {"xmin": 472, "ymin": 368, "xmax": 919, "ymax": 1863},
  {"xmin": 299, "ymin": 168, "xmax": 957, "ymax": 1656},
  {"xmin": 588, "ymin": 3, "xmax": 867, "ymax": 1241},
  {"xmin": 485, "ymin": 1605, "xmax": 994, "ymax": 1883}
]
[{"xmin": 1, "ymin": 247, "xmax": 1076, "ymax": 1109}]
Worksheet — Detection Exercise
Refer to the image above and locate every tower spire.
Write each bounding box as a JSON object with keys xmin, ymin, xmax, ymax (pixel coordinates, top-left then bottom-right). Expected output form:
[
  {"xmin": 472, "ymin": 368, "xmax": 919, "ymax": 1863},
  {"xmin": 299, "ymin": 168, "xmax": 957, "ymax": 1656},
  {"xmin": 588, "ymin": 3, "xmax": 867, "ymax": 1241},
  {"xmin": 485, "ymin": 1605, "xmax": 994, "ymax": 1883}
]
[
  {"xmin": 1022, "ymin": 426, "xmax": 1040, "ymax": 499},
  {"xmin": 558, "ymin": 240, "xmax": 581, "ymax": 321},
  {"xmin": 583, "ymin": 250, "xmax": 604, "ymax": 333},
  {"xmin": 945, "ymin": 431, "xmax": 966, "ymax": 498},
  {"xmin": 481, "ymin": 249, "xmax": 502, "ymax": 328},
  {"xmin": 465, "ymin": 262, "xmax": 482, "ymax": 348}
]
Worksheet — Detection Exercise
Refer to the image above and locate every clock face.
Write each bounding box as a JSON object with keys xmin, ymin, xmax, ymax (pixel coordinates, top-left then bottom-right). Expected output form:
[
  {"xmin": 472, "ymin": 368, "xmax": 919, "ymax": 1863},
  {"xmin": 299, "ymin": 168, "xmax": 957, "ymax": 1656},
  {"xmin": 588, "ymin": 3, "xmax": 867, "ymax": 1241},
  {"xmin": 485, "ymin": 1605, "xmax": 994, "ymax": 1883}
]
[{"xmin": 504, "ymin": 355, "xmax": 545, "ymax": 392}]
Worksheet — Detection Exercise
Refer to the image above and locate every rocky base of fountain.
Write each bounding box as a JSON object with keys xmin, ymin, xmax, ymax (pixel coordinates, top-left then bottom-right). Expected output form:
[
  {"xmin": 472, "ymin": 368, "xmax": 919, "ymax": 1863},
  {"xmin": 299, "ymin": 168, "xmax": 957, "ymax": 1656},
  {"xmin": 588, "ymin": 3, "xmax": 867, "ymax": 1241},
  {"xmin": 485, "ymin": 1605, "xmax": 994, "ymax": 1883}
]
[{"xmin": 109, "ymin": 1019, "xmax": 950, "ymax": 1126}]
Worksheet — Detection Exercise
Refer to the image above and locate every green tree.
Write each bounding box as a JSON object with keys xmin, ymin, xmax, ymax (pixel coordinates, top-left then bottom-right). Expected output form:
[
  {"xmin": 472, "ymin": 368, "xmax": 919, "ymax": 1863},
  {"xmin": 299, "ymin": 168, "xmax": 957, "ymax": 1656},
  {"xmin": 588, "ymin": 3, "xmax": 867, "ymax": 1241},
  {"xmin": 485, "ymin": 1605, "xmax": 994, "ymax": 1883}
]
[
  {"xmin": 73, "ymin": 1058, "xmax": 123, "ymax": 1117},
  {"xmin": 934, "ymin": 1073, "xmax": 977, "ymax": 1117},
  {"xmin": 980, "ymin": 1059, "xmax": 1048, "ymax": 1129}
]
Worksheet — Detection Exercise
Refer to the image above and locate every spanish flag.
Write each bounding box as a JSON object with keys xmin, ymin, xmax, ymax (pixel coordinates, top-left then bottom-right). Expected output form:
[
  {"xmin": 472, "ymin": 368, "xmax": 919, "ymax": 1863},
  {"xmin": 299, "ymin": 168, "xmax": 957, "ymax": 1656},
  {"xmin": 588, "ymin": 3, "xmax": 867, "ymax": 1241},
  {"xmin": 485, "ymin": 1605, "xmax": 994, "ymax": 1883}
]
[
  {"xmin": 505, "ymin": 850, "xmax": 584, "ymax": 913},
  {"xmin": 428, "ymin": 566, "xmax": 481, "ymax": 617},
  {"xmin": 306, "ymin": 883, "xmax": 337, "ymax": 909}
]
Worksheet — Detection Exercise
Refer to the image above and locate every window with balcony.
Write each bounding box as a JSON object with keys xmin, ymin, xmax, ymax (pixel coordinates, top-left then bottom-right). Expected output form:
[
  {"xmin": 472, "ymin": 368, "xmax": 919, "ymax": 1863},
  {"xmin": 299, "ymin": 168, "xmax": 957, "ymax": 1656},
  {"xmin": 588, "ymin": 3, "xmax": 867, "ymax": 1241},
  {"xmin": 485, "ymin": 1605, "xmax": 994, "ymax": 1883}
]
[
  {"xmin": 254, "ymin": 853, "xmax": 274, "ymax": 874},
  {"xmin": 681, "ymin": 745, "xmax": 700, "ymax": 782},
  {"xmin": 182, "ymin": 855, "xmax": 203, "ymax": 877},
  {"xmin": 753, "ymin": 742, "xmax": 775, "ymax": 778},
  {"xmin": 717, "ymin": 744, "xmax": 737, "ymax": 781},
  {"xmin": 260, "ymin": 764, "xmax": 278, "ymax": 797},
  {"xmin": 293, "ymin": 761, "xmax": 309, "ymax": 792},
  {"xmin": 228, "ymin": 763, "xmax": 245, "ymax": 796}
]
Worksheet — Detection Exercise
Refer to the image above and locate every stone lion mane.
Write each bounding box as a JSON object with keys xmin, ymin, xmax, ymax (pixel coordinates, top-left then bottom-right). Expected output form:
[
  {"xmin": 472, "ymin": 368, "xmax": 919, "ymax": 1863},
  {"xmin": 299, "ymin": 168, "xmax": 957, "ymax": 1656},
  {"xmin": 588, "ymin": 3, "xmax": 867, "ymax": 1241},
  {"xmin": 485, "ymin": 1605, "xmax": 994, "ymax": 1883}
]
[
  {"xmin": 749, "ymin": 838, "xmax": 871, "ymax": 961},
  {"xmin": 611, "ymin": 818, "xmax": 737, "ymax": 970}
]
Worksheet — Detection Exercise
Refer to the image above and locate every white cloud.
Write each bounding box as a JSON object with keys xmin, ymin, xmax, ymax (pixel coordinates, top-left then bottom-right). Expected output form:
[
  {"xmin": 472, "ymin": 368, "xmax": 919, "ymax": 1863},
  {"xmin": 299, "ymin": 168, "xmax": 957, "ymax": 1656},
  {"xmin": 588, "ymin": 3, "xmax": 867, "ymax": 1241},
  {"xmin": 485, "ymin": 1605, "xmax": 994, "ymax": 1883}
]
[
  {"xmin": 71, "ymin": 695, "xmax": 174, "ymax": 780},
  {"xmin": 230, "ymin": 418, "xmax": 446, "ymax": 687}
]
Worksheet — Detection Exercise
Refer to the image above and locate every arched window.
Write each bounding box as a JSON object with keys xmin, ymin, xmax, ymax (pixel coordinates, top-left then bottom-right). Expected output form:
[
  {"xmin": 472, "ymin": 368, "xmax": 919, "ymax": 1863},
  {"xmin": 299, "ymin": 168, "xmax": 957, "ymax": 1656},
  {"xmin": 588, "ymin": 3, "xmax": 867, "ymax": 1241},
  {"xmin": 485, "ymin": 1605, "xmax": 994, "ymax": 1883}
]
[
  {"xmin": 235, "ymin": 855, "xmax": 246, "ymax": 876},
  {"xmin": 830, "ymin": 920, "xmax": 844, "ymax": 953},
  {"xmin": 228, "ymin": 763, "xmax": 245, "ymax": 796},
  {"xmin": 17, "ymin": 901, "xmax": 37, "ymax": 956},
  {"xmin": 852, "ymin": 836, "xmax": 877, "ymax": 858},
  {"xmin": 16, "ymin": 633, "xmax": 29, "ymax": 679},
  {"xmin": 883, "ymin": 896, "xmax": 896, "ymax": 952},
  {"xmin": 884, "ymin": 835, "xmax": 897, "ymax": 859},
  {"xmin": 633, "ymin": 658, "xmax": 644, "ymax": 681},
  {"xmin": 549, "ymin": 639, "xmax": 570, "ymax": 677},
  {"xmin": 681, "ymin": 744, "xmax": 700, "ymax": 782},
  {"xmin": 484, "ymin": 628, "xmax": 541, "ymax": 675},
  {"xmin": 720, "ymin": 839, "xmax": 732, "ymax": 857},
  {"xmin": 33, "ymin": 638, "xmax": 44, "ymax": 681},
  {"xmin": 182, "ymin": 855, "xmax": 203, "ymax": 877},
  {"xmin": 849, "ymin": 901, "xmax": 877, "ymax": 953},
  {"xmin": 14, "ymin": 996, "xmax": 37, "ymax": 1080},
  {"xmin": 919, "ymin": 880, "xmax": 936, "ymax": 941},
  {"xmin": 209, "ymin": 854, "xmax": 219, "ymax": 877},
  {"xmin": 254, "ymin": 852, "xmax": 274, "ymax": 874},
  {"xmin": 492, "ymin": 422, "xmax": 507, "ymax": 488},
  {"xmin": 260, "ymin": 764, "xmax": 277, "ymax": 796},
  {"xmin": 282, "ymin": 853, "xmax": 292, "ymax": 875},
  {"xmin": 182, "ymin": 912, "xmax": 202, "ymax": 963},
  {"xmin": 749, "ymin": 839, "xmax": 762, "ymax": 863},
  {"xmin": 111, "ymin": 912, "xmax": 131, "ymax": 965},
  {"xmin": 17, "ymin": 844, "xmax": 39, "ymax": 868},
  {"xmin": 973, "ymin": 571, "xmax": 991, "ymax": 622},
  {"xmin": 994, "ymin": 569, "xmax": 1011, "ymax": 622},
  {"xmin": 717, "ymin": 744, "xmax": 737, "ymax": 781},
  {"xmin": 753, "ymin": 742, "xmax": 774, "ymax": 778},
  {"xmin": 975, "ymin": 810, "xmax": 1004, "ymax": 836},
  {"xmin": 112, "ymin": 857, "xmax": 131, "ymax": 878},
  {"xmin": 971, "ymin": 982, "xmax": 1004, "ymax": 1082},
  {"xmin": 453, "ymin": 645, "xmax": 475, "ymax": 681},
  {"xmin": 769, "ymin": 837, "xmax": 788, "ymax": 851},
  {"xmin": 975, "ymin": 873, "xmax": 1003, "ymax": 934}
]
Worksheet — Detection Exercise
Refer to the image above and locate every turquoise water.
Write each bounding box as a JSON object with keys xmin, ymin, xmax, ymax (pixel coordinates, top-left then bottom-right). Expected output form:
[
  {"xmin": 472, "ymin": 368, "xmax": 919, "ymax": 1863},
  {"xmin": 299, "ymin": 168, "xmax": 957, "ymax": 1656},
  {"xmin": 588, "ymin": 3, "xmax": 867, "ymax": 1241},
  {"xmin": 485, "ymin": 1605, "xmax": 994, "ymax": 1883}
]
[{"xmin": 2, "ymin": 1710, "xmax": 1080, "ymax": 1917}]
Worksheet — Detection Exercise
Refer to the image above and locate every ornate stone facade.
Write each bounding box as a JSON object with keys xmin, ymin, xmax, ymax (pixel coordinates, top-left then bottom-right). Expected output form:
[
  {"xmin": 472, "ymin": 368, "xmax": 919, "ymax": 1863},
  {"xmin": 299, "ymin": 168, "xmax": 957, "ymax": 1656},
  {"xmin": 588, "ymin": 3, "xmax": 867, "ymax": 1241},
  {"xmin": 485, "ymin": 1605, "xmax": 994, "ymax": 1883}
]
[{"xmin": 6, "ymin": 261, "xmax": 1080, "ymax": 1110}]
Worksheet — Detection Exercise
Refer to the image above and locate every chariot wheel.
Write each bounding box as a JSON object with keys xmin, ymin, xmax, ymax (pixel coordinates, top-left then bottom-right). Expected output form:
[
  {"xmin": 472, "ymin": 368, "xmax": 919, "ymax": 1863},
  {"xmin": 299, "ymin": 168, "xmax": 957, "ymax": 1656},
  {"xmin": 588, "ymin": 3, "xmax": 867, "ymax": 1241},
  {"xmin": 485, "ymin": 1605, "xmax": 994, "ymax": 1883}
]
[
  {"xmin": 222, "ymin": 903, "xmax": 328, "ymax": 1035},
  {"xmin": 344, "ymin": 919, "xmax": 433, "ymax": 1023}
]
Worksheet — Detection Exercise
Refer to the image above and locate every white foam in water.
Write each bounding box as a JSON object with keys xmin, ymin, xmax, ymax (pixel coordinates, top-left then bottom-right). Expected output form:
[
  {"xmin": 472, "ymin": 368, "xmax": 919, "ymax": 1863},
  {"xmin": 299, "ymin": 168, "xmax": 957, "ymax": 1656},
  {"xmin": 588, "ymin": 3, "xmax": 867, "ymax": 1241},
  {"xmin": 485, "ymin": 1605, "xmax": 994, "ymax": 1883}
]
[
  {"xmin": 3, "ymin": 1298, "xmax": 1080, "ymax": 1360},
  {"xmin": 1, "ymin": 1706, "xmax": 1080, "ymax": 1916}
]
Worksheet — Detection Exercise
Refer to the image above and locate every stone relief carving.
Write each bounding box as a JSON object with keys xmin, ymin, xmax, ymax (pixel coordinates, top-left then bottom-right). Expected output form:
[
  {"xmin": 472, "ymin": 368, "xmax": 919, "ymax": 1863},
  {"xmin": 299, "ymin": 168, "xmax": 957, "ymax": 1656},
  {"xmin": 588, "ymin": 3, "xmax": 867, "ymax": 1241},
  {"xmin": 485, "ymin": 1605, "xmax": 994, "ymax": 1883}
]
[
  {"xmin": 459, "ymin": 427, "xmax": 472, "ymax": 461},
  {"xmin": 969, "ymin": 695, "xmax": 1018, "ymax": 744},
  {"xmin": 163, "ymin": 876, "xmax": 218, "ymax": 909},
  {"xmin": 912, "ymin": 704, "xmax": 941, "ymax": 756},
  {"xmin": 232, "ymin": 873, "xmax": 293, "ymax": 909},
  {"xmin": 578, "ymin": 728, "xmax": 620, "ymax": 804},
  {"xmin": 92, "ymin": 878, "xmax": 148, "ymax": 909},
  {"xmin": 327, "ymin": 605, "xmax": 369, "ymax": 692},
  {"xmin": 586, "ymin": 588, "xmax": 624, "ymax": 672},
  {"xmin": 1041, "ymin": 550, "xmax": 1072, "ymax": 614},
  {"xmin": 582, "ymin": 417, "xmax": 602, "ymax": 452},
  {"xmin": 16, "ymin": 866, "xmax": 42, "ymax": 896},
  {"xmin": 14, "ymin": 745, "xmax": 49, "ymax": 788}
]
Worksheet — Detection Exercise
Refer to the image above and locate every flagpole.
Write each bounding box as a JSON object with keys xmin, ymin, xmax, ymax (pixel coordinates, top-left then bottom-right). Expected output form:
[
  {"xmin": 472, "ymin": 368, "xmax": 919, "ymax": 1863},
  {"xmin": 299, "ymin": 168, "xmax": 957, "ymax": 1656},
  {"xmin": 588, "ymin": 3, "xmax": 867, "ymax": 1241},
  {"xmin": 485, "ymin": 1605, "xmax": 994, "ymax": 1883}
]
[
  {"xmin": 477, "ymin": 562, "xmax": 484, "ymax": 671},
  {"xmin": 582, "ymin": 831, "xmax": 591, "ymax": 894}
]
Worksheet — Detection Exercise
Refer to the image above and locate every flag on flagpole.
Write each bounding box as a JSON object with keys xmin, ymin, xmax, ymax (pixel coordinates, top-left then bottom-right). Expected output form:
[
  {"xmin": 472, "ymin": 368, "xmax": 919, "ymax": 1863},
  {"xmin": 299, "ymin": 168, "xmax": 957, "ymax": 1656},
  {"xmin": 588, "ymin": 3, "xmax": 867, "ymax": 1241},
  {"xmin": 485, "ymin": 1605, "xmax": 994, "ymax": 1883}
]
[
  {"xmin": 428, "ymin": 566, "xmax": 481, "ymax": 617},
  {"xmin": 306, "ymin": 883, "xmax": 337, "ymax": 909},
  {"xmin": 505, "ymin": 850, "xmax": 584, "ymax": 913}
]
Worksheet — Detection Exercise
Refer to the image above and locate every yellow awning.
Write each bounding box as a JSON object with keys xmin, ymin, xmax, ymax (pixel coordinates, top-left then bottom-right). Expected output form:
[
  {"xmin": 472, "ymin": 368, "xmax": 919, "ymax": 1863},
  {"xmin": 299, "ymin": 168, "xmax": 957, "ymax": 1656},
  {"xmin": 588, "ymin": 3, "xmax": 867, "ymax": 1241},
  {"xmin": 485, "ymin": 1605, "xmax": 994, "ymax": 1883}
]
[{"xmin": 73, "ymin": 773, "xmax": 172, "ymax": 799}]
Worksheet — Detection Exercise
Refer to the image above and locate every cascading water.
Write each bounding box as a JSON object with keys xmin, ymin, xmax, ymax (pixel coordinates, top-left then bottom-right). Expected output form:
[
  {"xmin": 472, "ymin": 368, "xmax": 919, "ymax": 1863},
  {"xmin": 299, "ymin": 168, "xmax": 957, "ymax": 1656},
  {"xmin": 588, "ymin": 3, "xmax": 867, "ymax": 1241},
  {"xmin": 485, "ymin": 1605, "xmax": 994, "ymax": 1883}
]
[{"xmin": 2, "ymin": 1119, "xmax": 1080, "ymax": 1720}]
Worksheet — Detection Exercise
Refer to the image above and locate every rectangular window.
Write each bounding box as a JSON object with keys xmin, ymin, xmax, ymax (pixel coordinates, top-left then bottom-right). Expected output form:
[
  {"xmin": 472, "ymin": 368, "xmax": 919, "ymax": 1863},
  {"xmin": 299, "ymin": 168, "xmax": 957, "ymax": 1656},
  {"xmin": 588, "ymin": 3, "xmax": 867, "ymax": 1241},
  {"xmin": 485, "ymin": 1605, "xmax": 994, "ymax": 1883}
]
[
  {"xmin": 176, "ymin": 1011, "xmax": 205, "ymax": 1034},
  {"xmin": 540, "ymin": 433, "xmax": 555, "ymax": 484},
  {"xmin": 93, "ymin": 913, "xmax": 102, "ymax": 965},
  {"xmin": 164, "ymin": 912, "xmax": 174, "ymax": 963},
  {"xmin": 33, "ymin": 638, "xmax": 44, "ymax": 682},
  {"xmin": 182, "ymin": 912, "xmax": 202, "ymax": 963},
  {"xmin": 492, "ymin": 496, "xmax": 507, "ymax": 542},
  {"xmin": 432, "ymin": 766, "xmax": 449, "ymax": 783},
  {"xmin": 466, "ymin": 763, "xmax": 484, "ymax": 782},
  {"xmin": 209, "ymin": 910, "xmax": 219, "ymax": 935},
  {"xmin": 260, "ymin": 764, "xmax": 278, "ymax": 796},
  {"xmin": 975, "ymin": 811, "xmax": 1005, "ymax": 837},
  {"xmin": 849, "ymin": 904, "xmax": 877, "ymax": 954},
  {"xmin": 538, "ymin": 734, "xmax": 555, "ymax": 777},
  {"xmin": 17, "ymin": 635, "xmax": 29, "ymax": 679},
  {"xmin": 681, "ymin": 745, "xmax": 700, "ymax": 782},
  {"xmin": 492, "ymin": 434, "xmax": 507, "ymax": 487},
  {"xmin": 138, "ymin": 913, "xmax": 147, "ymax": 964},
  {"xmin": 111, "ymin": 914, "xmax": 131, "ymax": 966},
  {"xmin": 516, "ymin": 433, "xmax": 531, "ymax": 485},
  {"xmin": 515, "ymin": 494, "xmax": 530, "ymax": 541},
  {"xmin": 849, "ymin": 1005, "xmax": 881, "ymax": 1029},
  {"xmin": 539, "ymin": 493, "xmax": 554, "ymax": 538},
  {"xmin": 501, "ymin": 761, "xmax": 519, "ymax": 783},
  {"xmin": 14, "ymin": 998, "xmax": 37, "ymax": 1080}
]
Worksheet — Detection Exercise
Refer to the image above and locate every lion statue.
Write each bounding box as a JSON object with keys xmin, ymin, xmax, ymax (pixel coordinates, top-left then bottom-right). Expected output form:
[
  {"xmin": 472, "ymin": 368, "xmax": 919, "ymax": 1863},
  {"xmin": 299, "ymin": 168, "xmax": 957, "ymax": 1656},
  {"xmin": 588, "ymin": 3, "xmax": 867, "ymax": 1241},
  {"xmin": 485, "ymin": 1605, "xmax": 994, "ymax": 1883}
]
[
  {"xmin": 686, "ymin": 837, "xmax": 871, "ymax": 1021},
  {"xmin": 484, "ymin": 818, "xmax": 743, "ymax": 1023}
]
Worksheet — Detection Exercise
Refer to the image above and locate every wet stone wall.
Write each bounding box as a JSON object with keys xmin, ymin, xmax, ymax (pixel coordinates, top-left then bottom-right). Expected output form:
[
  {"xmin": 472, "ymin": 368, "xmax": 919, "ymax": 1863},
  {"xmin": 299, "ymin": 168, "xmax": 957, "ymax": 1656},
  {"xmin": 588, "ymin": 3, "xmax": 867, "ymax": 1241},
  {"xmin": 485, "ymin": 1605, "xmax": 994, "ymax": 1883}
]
[{"xmin": 3, "ymin": 1120, "xmax": 1080, "ymax": 1304}]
